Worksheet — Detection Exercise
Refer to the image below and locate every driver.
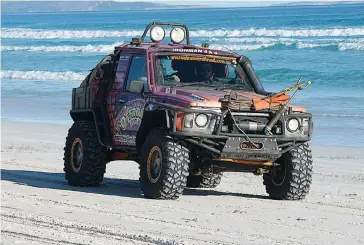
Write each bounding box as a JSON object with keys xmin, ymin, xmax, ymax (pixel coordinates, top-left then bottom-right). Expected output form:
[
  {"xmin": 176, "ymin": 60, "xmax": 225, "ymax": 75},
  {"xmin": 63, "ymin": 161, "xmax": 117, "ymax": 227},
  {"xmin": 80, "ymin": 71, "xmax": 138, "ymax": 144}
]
[{"xmin": 195, "ymin": 62, "xmax": 214, "ymax": 83}]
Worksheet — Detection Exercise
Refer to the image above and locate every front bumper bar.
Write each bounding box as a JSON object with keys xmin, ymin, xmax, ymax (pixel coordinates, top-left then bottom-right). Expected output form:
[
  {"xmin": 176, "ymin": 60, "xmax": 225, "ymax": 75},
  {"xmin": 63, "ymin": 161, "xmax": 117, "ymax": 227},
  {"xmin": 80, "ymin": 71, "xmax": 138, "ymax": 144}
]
[
  {"xmin": 147, "ymin": 102, "xmax": 312, "ymax": 160},
  {"xmin": 219, "ymin": 137, "xmax": 281, "ymax": 162}
]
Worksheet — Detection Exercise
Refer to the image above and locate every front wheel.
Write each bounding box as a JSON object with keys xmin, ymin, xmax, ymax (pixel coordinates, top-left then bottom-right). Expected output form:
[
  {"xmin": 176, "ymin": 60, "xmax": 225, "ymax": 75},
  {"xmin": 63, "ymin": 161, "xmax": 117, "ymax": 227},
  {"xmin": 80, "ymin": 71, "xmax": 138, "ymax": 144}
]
[
  {"xmin": 139, "ymin": 128, "xmax": 190, "ymax": 200},
  {"xmin": 263, "ymin": 142, "xmax": 313, "ymax": 200}
]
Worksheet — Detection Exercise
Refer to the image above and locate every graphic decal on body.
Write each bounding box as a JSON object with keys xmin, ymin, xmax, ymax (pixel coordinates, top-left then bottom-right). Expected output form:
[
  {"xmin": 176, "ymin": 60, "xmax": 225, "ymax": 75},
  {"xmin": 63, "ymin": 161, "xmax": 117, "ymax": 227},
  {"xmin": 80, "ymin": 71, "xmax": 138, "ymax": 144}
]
[
  {"xmin": 189, "ymin": 94, "xmax": 206, "ymax": 102},
  {"xmin": 164, "ymin": 87, "xmax": 177, "ymax": 94},
  {"xmin": 114, "ymin": 98, "xmax": 146, "ymax": 145},
  {"xmin": 168, "ymin": 55, "xmax": 231, "ymax": 64},
  {"xmin": 172, "ymin": 48, "xmax": 218, "ymax": 55},
  {"xmin": 116, "ymin": 134, "xmax": 137, "ymax": 146},
  {"xmin": 116, "ymin": 99, "xmax": 145, "ymax": 131}
]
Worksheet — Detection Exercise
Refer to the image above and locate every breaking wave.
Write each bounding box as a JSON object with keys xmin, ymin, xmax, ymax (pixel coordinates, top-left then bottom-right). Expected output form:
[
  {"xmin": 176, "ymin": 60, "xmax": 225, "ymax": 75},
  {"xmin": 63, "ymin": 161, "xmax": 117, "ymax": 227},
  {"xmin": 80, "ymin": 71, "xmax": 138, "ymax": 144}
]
[
  {"xmin": 317, "ymin": 113, "xmax": 364, "ymax": 119},
  {"xmin": 210, "ymin": 41, "xmax": 364, "ymax": 51},
  {"xmin": 194, "ymin": 27, "xmax": 364, "ymax": 37},
  {"xmin": 2, "ymin": 27, "xmax": 364, "ymax": 39},
  {"xmin": 1, "ymin": 70, "xmax": 87, "ymax": 81},
  {"xmin": 338, "ymin": 42, "xmax": 364, "ymax": 51},
  {"xmin": 2, "ymin": 40, "xmax": 364, "ymax": 53},
  {"xmin": 1, "ymin": 43, "xmax": 123, "ymax": 53},
  {"xmin": 1, "ymin": 28, "xmax": 142, "ymax": 39}
]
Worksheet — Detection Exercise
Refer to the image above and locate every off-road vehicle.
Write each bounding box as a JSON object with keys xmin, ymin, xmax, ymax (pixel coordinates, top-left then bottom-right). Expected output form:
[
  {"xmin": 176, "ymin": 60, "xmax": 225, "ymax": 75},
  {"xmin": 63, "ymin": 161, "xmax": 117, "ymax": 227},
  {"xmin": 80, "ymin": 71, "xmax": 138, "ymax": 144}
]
[{"xmin": 63, "ymin": 22, "xmax": 313, "ymax": 200}]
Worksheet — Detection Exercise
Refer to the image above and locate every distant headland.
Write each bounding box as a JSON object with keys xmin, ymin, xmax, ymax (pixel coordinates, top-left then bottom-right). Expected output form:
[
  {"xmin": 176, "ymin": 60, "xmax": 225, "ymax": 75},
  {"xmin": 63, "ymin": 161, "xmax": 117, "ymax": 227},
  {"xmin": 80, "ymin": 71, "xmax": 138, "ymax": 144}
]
[
  {"xmin": 1, "ymin": 1, "xmax": 207, "ymax": 13},
  {"xmin": 2, "ymin": 1, "xmax": 364, "ymax": 13},
  {"xmin": 272, "ymin": 1, "xmax": 364, "ymax": 6}
]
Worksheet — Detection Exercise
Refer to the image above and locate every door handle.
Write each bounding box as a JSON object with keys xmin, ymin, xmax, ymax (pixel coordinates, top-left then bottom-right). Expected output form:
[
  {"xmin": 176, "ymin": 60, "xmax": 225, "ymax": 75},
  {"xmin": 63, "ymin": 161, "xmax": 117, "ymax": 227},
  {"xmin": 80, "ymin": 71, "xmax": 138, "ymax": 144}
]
[{"xmin": 119, "ymin": 99, "xmax": 125, "ymax": 104}]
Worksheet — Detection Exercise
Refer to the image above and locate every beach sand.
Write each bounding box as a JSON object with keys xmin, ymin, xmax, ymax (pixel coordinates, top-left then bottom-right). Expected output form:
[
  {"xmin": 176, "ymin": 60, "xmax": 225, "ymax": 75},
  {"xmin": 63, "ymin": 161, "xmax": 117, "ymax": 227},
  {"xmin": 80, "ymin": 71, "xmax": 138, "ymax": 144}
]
[{"xmin": 1, "ymin": 120, "xmax": 363, "ymax": 245}]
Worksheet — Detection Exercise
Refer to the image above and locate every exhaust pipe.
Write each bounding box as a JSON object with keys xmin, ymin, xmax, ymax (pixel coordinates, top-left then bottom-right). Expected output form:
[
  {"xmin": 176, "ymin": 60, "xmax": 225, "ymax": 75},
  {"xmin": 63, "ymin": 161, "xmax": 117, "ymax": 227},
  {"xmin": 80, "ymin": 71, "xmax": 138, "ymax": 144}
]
[{"xmin": 238, "ymin": 56, "xmax": 271, "ymax": 96}]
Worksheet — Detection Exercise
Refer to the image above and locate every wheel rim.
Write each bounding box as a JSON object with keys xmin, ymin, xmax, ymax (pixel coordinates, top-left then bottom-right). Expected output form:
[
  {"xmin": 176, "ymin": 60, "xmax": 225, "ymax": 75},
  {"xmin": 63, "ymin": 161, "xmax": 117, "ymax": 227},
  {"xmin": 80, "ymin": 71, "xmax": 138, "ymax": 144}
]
[
  {"xmin": 71, "ymin": 138, "xmax": 83, "ymax": 173},
  {"xmin": 270, "ymin": 156, "xmax": 287, "ymax": 186},
  {"xmin": 147, "ymin": 146, "xmax": 162, "ymax": 183}
]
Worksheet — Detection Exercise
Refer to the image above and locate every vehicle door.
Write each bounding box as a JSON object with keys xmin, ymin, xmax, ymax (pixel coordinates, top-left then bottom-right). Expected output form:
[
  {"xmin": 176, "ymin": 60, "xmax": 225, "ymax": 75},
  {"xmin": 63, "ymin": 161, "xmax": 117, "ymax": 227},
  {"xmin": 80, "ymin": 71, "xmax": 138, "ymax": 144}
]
[{"xmin": 108, "ymin": 54, "xmax": 149, "ymax": 146}]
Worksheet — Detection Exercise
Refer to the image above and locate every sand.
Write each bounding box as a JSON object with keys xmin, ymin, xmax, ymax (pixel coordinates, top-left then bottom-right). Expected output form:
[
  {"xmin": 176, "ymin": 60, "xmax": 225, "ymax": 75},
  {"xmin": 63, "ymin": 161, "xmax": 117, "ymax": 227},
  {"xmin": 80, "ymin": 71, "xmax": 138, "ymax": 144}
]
[{"xmin": 1, "ymin": 120, "xmax": 363, "ymax": 245}]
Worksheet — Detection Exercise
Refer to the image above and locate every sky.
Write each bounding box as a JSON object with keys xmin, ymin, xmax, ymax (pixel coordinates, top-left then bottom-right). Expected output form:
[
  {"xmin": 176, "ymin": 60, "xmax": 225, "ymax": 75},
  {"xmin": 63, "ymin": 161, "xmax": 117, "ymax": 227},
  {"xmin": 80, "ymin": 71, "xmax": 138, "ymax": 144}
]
[
  {"xmin": 2, "ymin": 0, "xmax": 360, "ymax": 7},
  {"xmin": 156, "ymin": 0, "xmax": 354, "ymax": 7}
]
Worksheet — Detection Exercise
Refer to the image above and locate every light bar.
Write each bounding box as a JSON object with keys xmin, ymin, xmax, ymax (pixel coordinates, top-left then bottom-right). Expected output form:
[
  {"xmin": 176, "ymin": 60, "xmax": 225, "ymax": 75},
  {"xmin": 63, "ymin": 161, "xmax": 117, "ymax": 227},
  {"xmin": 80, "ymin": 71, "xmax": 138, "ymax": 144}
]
[{"xmin": 150, "ymin": 25, "xmax": 165, "ymax": 42}]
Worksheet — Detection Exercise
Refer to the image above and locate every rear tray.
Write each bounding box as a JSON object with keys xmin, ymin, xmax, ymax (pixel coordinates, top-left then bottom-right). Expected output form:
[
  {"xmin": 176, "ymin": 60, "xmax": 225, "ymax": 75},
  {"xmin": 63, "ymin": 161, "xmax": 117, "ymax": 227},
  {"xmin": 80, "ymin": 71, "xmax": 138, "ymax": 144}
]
[{"xmin": 72, "ymin": 86, "xmax": 96, "ymax": 109}]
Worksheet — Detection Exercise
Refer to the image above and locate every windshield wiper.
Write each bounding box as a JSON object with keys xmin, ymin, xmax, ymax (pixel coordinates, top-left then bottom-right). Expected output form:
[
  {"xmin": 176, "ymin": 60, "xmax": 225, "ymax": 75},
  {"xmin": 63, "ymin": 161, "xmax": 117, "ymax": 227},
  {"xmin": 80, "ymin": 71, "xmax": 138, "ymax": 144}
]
[
  {"xmin": 173, "ymin": 82, "xmax": 216, "ymax": 88},
  {"xmin": 217, "ymin": 84, "xmax": 252, "ymax": 90}
]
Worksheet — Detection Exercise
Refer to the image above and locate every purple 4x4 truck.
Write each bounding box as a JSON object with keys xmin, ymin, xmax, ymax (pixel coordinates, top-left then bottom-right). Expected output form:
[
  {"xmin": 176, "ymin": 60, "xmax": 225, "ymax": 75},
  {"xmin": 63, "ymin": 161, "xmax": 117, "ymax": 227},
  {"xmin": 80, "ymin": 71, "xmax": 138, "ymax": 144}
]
[{"xmin": 63, "ymin": 22, "xmax": 314, "ymax": 200}]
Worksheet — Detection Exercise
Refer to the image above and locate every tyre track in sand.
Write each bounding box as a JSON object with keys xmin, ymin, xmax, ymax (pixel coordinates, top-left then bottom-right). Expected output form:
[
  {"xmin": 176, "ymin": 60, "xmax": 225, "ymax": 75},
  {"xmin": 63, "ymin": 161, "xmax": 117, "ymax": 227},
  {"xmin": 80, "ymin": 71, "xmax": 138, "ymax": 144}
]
[
  {"xmin": 3, "ymin": 165, "xmax": 363, "ymax": 216},
  {"xmin": 1, "ymin": 212, "xmax": 184, "ymax": 245},
  {"xmin": 1, "ymin": 209, "xmax": 235, "ymax": 245},
  {"xmin": 1, "ymin": 194, "xmax": 302, "ymax": 245},
  {"xmin": 2, "ymin": 121, "xmax": 364, "ymax": 245},
  {"xmin": 2, "ymin": 169, "xmax": 363, "ymax": 244},
  {"xmin": 1, "ymin": 230, "xmax": 85, "ymax": 245},
  {"xmin": 3, "ymin": 193, "xmax": 362, "ymax": 244},
  {"xmin": 1, "ymin": 168, "xmax": 307, "ymax": 245},
  {"xmin": 2, "ymin": 171, "xmax": 363, "ymax": 244}
]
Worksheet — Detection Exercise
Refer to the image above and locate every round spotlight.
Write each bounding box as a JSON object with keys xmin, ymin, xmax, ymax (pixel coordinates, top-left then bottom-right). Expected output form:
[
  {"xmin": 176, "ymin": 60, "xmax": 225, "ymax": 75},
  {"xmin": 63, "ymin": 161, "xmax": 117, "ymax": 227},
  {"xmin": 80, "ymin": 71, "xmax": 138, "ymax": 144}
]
[
  {"xmin": 150, "ymin": 26, "xmax": 165, "ymax": 42},
  {"xmin": 287, "ymin": 118, "xmax": 300, "ymax": 132},
  {"xmin": 195, "ymin": 114, "xmax": 209, "ymax": 128},
  {"xmin": 170, "ymin": 27, "xmax": 185, "ymax": 44}
]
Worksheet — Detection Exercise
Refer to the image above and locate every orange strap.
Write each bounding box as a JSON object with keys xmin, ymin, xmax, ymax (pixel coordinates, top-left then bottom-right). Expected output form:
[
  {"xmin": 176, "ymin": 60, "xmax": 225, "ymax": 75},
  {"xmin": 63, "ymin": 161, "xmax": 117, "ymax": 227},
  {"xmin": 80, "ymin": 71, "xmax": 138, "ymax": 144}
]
[{"xmin": 253, "ymin": 94, "xmax": 290, "ymax": 111}]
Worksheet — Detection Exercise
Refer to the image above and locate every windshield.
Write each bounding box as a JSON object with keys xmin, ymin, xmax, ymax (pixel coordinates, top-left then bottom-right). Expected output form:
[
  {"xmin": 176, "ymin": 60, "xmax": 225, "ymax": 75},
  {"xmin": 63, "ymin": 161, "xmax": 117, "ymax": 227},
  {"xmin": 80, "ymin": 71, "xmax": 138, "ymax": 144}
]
[{"xmin": 154, "ymin": 54, "xmax": 254, "ymax": 91}]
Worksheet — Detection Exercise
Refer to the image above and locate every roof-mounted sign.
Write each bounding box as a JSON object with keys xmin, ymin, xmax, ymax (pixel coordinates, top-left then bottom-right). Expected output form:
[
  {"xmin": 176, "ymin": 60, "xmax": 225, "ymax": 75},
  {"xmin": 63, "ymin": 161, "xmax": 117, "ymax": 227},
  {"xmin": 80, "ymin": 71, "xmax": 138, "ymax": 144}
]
[{"xmin": 172, "ymin": 48, "xmax": 218, "ymax": 55}]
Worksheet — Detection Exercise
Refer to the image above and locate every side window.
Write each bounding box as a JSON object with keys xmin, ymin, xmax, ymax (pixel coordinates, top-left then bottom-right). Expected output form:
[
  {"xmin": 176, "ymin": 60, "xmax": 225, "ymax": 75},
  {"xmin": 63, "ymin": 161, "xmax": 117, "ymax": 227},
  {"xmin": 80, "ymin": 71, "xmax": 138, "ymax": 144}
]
[
  {"xmin": 126, "ymin": 56, "xmax": 148, "ymax": 92},
  {"xmin": 114, "ymin": 54, "xmax": 131, "ymax": 90}
]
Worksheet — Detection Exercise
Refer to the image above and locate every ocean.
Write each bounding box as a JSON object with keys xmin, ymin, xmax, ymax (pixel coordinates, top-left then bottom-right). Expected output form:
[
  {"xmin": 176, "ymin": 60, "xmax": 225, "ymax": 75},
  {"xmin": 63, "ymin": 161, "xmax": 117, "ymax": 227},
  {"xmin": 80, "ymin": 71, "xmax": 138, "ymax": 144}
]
[{"xmin": 1, "ymin": 4, "xmax": 364, "ymax": 147}]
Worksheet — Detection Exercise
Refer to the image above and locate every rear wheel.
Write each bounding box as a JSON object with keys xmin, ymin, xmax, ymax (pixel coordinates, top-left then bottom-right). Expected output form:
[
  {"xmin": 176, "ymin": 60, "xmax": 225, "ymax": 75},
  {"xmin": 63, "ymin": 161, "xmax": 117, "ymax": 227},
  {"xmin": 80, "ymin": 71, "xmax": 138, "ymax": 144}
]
[
  {"xmin": 263, "ymin": 142, "xmax": 313, "ymax": 200},
  {"xmin": 139, "ymin": 128, "xmax": 190, "ymax": 200},
  {"xmin": 63, "ymin": 120, "xmax": 107, "ymax": 186},
  {"xmin": 186, "ymin": 173, "xmax": 222, "ymax": 188}
]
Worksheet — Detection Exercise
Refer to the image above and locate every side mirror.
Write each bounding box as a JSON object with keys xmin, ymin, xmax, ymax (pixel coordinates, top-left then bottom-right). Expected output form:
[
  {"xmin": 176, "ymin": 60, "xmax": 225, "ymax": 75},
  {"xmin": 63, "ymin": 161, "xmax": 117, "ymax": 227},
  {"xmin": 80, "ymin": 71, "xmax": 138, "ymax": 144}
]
[{"xmin": 129, "ymin": 80, "xmax": 145, "ymax": 93}]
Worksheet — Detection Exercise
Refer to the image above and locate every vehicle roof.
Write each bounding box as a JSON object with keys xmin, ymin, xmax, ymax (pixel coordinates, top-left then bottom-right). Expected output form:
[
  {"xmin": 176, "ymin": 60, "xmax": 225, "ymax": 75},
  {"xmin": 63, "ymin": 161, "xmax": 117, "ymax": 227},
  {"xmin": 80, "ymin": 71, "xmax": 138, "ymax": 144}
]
[{"xmin": 114, "ymin": 42, "xmax": 240, "ymax": 58}]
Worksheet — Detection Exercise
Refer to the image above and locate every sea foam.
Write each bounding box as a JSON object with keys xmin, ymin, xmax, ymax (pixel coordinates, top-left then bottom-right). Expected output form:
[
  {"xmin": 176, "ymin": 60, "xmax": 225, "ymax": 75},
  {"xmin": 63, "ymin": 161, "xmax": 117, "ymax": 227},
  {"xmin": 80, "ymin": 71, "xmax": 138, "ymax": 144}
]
[
  {"xmin": 1, "ymin": 43, "xmax": 123, "ymax": 53},
  {"xmin": 1, "ymin": 70, "xmax": 87, "ymax": 81},
  {"xmin": 2, "ymin": 39, "xmax": 363, "ymax": 53},
  {"xmin": 2, "ymin": 27, "xmax": 364, "ymax": 39}
]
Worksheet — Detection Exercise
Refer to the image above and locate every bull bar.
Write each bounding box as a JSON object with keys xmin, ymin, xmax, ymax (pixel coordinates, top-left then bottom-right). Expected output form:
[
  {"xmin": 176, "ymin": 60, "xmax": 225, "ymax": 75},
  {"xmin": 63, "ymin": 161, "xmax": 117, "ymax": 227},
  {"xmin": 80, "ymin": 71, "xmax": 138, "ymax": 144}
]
[{"xmin": 146, "ymin": 102, "xmax": 313, "ymax": 160}]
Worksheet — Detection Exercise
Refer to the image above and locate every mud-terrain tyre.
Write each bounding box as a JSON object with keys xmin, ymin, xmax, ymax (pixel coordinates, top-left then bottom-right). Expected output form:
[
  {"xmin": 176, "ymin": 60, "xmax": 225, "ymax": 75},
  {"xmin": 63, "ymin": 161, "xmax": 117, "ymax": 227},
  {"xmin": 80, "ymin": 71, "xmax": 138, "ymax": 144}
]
[
  {"xmin": 186, "ymin": 173, "xmax": 222, "ymax": 188},
  {"xmin": 139, "ymin": 128, "xmax": 190, "ymax": 200},
  {"xmin": 63, "ymin": 120, "xmax": 107, "ymax": 186},
  {"xmin": 263, "ymin": 142, "xmax": 313, "ymax": 200}
]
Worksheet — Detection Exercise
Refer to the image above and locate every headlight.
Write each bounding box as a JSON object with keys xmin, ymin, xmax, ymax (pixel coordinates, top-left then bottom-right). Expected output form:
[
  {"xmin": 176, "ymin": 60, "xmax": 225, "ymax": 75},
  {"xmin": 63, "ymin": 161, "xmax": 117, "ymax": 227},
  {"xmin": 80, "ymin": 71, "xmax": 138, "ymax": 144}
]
[
  {"xmin": 181, "ymin": 112, "xmax": 216, "ymax": 133},
  {"xmin": 184, "ymin": 114, "xmax": 194, "ymax": 128},
  {"xmin": 287, "ymin": 118, "xmax": 300, "ymax": 132},
  {"xmin": 195, "ymin": 114, "xmax": 208, "ymax": 128}
]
